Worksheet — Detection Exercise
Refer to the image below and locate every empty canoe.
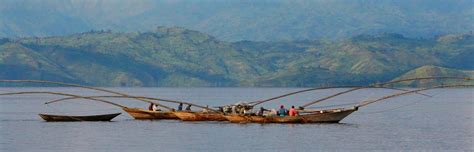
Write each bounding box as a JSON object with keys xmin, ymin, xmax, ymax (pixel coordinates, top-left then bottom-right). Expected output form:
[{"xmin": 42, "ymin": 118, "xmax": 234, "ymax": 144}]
[{"xmin": 38, "ymin": 113, "xmax": 121, "ymax": 122}]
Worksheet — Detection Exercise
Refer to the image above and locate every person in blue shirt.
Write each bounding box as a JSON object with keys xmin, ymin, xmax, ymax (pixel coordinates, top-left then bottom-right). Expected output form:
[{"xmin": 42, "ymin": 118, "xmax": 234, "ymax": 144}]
[
  {"xmin": 185, "ymin": 104, "xmax": 192, "ymax": 111},
  {"xmin": 278, "ymin": 105, "xmax": 288, "ymax": 117},
  {"xmin": 177, "ymin": 103, "xmax": 183, "ymax": 111}
]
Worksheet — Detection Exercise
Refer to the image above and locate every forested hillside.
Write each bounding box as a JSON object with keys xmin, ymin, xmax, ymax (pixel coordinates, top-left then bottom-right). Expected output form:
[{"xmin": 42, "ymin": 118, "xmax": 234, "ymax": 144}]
[{"xmin": 0, "ymin": 27, "xmax": 472, "ymax": 87}]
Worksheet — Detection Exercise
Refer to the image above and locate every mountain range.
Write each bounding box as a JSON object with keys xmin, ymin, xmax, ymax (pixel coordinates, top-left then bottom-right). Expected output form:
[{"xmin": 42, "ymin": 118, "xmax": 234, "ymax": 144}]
[{"xmin": 0, "ymin": 27, "xmax": 472, "ymax": 87}]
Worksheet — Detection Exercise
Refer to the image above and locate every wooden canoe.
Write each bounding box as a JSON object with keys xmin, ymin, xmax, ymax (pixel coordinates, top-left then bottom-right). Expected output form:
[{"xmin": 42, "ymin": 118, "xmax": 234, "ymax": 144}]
[
  {"xmin": 224, "ymin": 107, "xmax": 357, "ymax": 123},
  {"xmin": 173, "ymin": 111, "xmax": 227, "ymax": 121},
  {"xmin": 38, "ymin": 113, "xmax": 121, "ymax": 122},
  {"xmin": 122, "ymin": 108, "xmax": 178, "ymax": 120},
  {"xmin": 223, "ymin": 114, "xmax": 299, "ymax": 123},
  {"xmin": 298, "ymin": 107, "xmax": 357, "ymax": 123},
  {"xmin": 223, "ymin": 114, "xmax": 251, "ymax": 123}
]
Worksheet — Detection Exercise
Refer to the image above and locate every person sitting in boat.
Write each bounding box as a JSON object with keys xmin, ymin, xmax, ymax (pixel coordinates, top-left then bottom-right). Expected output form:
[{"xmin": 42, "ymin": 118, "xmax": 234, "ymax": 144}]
[
  {"xmin": 202, "ymin": 105, "xmax": 209, "ymax": 113},
  {"xmin": 148, "ymin": 103, "xmax": 156, "ymax": 111},
  {"xmin": 223, "ymin": 105, "xmax": 231, "ymax": 113},
  {"xmin": 289, "ymin": 106, "xmax": 298, "ymax": 116},
  {"xmin": 278, "ymin": 105, "xmax": 288, "ymax": 117},
  {"xmin": 243, "ymin": 108, "xmax": 252, "ymax": 115},
  {"xmin": 257, "ymin": 107, "xmax": 268, "ymax": 116},
  {"xmin": 148, "ymin": 103, "xmax": 160, "ymax": 111},
  {"xmin": 185, "ymin": 104, "xmax": 192, "ymax": 111},
  {"xmin": 231, "ymin": 105, "xmax": 237, "ymax": 114},
  {"xmin": 152, "ymin": 104, "xmax": 161, "ymax": 111},
  {"xmin": 177, "ymin": 103, "xmax": 183, "ymax": 111},
  {"xmin": 268, "ymin": 109, "xmax": 278, "ymax": 116}
]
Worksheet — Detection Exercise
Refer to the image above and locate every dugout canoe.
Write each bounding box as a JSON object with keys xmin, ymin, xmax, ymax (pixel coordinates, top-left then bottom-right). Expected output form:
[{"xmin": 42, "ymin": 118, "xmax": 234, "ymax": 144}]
[
  {"xmin": 223, "ymin": 114, "xmax": 251, "ymax": 123},
  {"xmin": 223, "ymin": 114, "xmax": 300, "ymax": 123},
  {"xmin": 173, "ymin": 111, "xmax": 227, "ymax": 121},
  {"xmin": 224, "ymin": 107, "xmax": 357, "ymax": 123},
  {"xmin": 122, "ymin": 108, "xmax": 178, "ymax": 120},
  {"xmin": 38, "ymin": 113, "xmax": 121, "ymax": 122},
  {"xmin": 298, "ymin": 107, "xmax": 357, "ymax": 123}
]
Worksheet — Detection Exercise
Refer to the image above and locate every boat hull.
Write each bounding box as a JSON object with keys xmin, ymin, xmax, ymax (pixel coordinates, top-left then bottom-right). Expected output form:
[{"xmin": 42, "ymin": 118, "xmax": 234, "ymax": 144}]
[
  {"xmin": 299, "ymin": 108, "xmax": 357, "ymax": 123},
  {"xmin": 223, "ymin": 114, "xmax": 250, "ymax": 123},
  {"xmin": 224, "ymin": 108, "xmax": 357, "ymax": 123},
  {"xmin": 173, "ymin": 111, "xmax": 226, "ymax": 121},
  {"xmin": 224, "ymin": 115, "xmax": 300, "ymax": 123},
  {"xmin": 38, "ymin": 113, "xmax": 121, "ymax": 122},
  {"xmin": 122, "ymin": 108, "xmax": 178, "ymax": 120}
]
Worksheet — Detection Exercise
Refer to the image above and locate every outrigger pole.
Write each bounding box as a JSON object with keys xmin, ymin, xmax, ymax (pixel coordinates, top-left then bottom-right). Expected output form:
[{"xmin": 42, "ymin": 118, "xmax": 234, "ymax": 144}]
[
  {"xmin": 0, "ymin": 91, "xmax": 127, "ymax": 108},
  {"xmin": 355, "ymin": 84, "xmax": 474, "ymax": 108},
  {"xmin": 300, "ymin": 77, "xmax": 473, "ymax": 108},
  {"xmin": 45, "ymin": 95, "xmax": 221, "ymax": 113},
  {"xmin": 0, "ymin": 80, "xmax": 175, "ymax": 110},
  {"xmin": 299, "ymin": 87, "xmax": 426, "ymax": 108},
  {"xmin": 251, "ymin": 77, "xmax": 471, "ymax": 107},
  {"xmin": 0, "ymin": 91, "xmax": 220, "ymax": 113}
]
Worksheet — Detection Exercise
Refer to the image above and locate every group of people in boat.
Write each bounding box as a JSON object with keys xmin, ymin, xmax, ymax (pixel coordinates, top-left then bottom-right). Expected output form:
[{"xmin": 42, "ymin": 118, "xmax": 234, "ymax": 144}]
[
  {"xmin": 220, "ymin": 103, "xmax": 253, "ymax": 115},
  {"xmin": 148, "ymin": 103, "xmax": 161, "ymax": 111},
  {"xmin": 149, "ymin": 102, "xmax": 299, "ymax": 117},
  {"xmin": 148, "ymin": 103, "xmax": 192, "ymax": 112},
  {"xmin": 176, "ymin": 103, "xmax": 192, "ymax": 111},
  {"xmin": 256, "ymin": 105, "xmax": 299, "ymax": 117},
  {"xmin": 277, "ymin": 105, "xmax": 299, "ymax": 116},
  {"xmin": 220, "ymin": 103, "xmax": 299, "ymax": 117}
]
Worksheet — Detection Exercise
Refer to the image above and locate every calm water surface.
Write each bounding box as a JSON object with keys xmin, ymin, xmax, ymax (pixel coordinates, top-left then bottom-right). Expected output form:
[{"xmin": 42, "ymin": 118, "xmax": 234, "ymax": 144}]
[{"xmin": 0, "ymin": 88, "xmax": 473, "ymax": 151}]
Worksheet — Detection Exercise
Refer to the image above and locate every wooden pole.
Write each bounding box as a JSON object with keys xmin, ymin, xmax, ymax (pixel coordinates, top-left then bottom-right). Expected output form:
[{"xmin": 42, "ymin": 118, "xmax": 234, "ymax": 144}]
[
  {"xmin": 299, "ymin": 87, "xmax": 431, "ymax": 108},
  {"xmin": 356, "ymin": 84, "xmax": 474, "ymax": 108},
  {"xmin": 0, "ymin": 80, "xmax": 174, "ymax": 110},
  {"xmin": 250, "ymin": 76, "xmax": 471, "ymax": 107},
  {"xmin": 0, "ymin": 91, "xmax": 127, "ymax": 108},
  {"xmin": 44, "ymin": 95, "xmax": 221, "ymax": 113}
]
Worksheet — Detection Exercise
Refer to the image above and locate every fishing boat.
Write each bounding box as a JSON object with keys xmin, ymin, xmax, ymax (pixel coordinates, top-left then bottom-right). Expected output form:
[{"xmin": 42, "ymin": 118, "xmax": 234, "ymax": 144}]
[
  {"xmin": 298, "ymin": 107, "xmax": 357, "ymax": 123},
  {"xmin": 122, "ymin": 108, "xmax": 178, "ymax": 120},
  {"xmin": 223, "ymin": 107, "xmax": 357, "ymax": 123},
  {"xmin": 38, "ymin": 113, "xmax": 121, "ymax": 122},
  {"xmin": 173, "ymin": 111, "xmax": 227, "ymax": 121},
  {"xmin": 1, "ymin": 77, "xmax": 471, "ymax": 124}
]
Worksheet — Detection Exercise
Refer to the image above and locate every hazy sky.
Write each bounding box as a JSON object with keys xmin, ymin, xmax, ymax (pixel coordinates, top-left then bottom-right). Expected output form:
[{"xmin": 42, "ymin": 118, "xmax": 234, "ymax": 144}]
[{"xmin": 1, "ymin": 0, "xmax": 472, "ymax": 40}]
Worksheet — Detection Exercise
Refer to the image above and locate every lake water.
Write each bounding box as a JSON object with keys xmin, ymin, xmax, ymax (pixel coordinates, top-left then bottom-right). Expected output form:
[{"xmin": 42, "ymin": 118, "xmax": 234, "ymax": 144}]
[{"xmin": 0, "ymin": 88, "xmax": 473, "ymax": 151}]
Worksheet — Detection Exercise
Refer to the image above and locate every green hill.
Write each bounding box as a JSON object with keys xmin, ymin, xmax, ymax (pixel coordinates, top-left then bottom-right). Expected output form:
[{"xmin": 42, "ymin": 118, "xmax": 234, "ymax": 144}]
[
  {"xmin": 0, "ymin": 27, "xmax": 472, "ymax": 87},
  {"xmin": 392, "ymin": 65, "xmax": 474, "ymax": 87}
]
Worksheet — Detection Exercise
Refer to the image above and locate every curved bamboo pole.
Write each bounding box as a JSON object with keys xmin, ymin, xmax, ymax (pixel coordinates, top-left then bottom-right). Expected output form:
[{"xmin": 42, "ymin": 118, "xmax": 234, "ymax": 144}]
[
  {"xmin": 250, "ymin": 76, "xmax": 471, "ymax": 107},
  {"xmin": 299, "ymin": 87, "xmax": 431, "ymax": 108},
  {"xmin": 0, "ymin": 91, "xmax": 127, "ymax": 108},
  {"xmin": 44, "ymin": 95, "xmax": 221, "ymax": 113},
  {"xmin": 0, "ymin": 80, "xmax": 174, "ymax": 110},
  {"xmin": 0, "ymin": 91, "xmax": 220, "ymax": 113},
  {"xmin": 249, "ymin": 85, "xmax": 360, "ymax": 106},
  {"xmin": 376, "ymin": 76, "xmax": 472, "ymax": 86},
  {"xmin": 356, "ymin": 84, "xmax": 474, "ymax": 108}
]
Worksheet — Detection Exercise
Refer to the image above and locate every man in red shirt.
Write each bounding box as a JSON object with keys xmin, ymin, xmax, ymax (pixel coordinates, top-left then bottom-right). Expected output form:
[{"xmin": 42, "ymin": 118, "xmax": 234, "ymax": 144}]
[{"xmin": 289, "ymin": 105, "xmax": 298, "ymax": 116}]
